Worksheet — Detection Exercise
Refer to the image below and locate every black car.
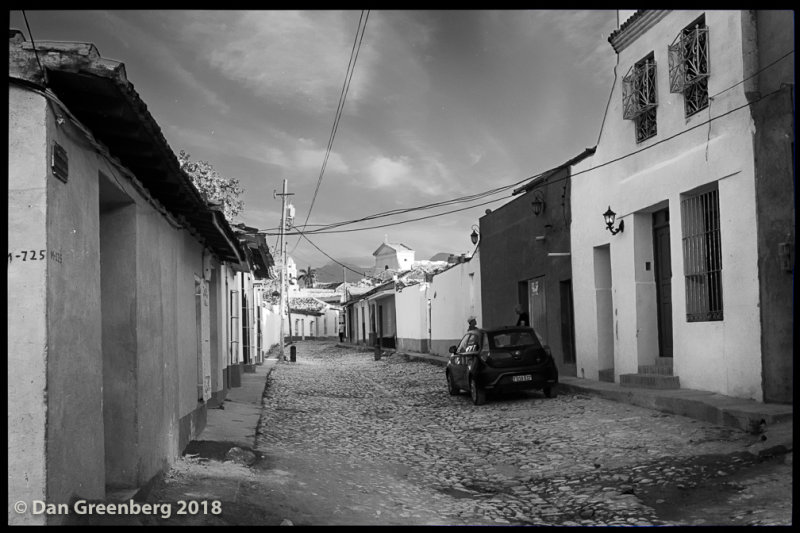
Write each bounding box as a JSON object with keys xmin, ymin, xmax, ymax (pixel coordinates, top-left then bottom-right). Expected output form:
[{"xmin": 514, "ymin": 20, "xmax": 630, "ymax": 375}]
[{"xmin": 446, "ymin": 326, "xmax": 558, "ymax": 405}]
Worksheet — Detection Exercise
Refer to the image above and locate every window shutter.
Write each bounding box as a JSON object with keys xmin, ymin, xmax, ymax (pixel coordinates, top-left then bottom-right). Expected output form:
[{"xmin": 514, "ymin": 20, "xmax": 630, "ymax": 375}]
[
  {"xmin": 668, "ymin": 40, "xmax": 685, "ymax": 93},
  {"xmin": 640, "ymin": 62, "xmax": 657, "ymax": 108},
  {"xmin": 622, "ymin": 67, "xmax": 636, "ymax": 120},
  {"xmin": 685, "ymin": 26, "xmax": 710, "ymax": 86}
]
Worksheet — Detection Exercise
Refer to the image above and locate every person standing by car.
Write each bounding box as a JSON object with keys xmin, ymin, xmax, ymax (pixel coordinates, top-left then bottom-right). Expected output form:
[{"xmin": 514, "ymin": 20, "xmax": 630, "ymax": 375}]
[
  {"xmin": 467, "ymin": 317, "xmax": 478, "ymax": 331},
  {"xmin": 514, "ymin": 304, "xmax": 530, "ymax": 327}
]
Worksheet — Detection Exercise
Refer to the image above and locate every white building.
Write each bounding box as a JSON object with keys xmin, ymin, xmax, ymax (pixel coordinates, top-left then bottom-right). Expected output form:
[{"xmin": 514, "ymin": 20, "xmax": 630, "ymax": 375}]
[{"xmin": 570, "ymin": 10, "xmax": 793, "ymax": 402}]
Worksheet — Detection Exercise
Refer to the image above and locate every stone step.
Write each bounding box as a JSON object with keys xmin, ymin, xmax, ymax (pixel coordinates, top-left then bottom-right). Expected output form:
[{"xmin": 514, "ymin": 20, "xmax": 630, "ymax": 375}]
[
  {"xmin": 598, "ymin": 368, "xmax": 615, "ymax": 383},
  {"xmin": 619, "ymin": 373, "xmax": 680, "ymax": 389},
  {"xmin": 637, "ymin": 364, "xmax": 674, "ymax": 376}
]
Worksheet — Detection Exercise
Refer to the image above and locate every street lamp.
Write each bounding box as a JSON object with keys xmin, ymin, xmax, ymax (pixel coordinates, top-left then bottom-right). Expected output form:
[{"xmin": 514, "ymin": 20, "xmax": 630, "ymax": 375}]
[
  {"xmin": 603, "ymin": 206, "xmax": 624, "ymax": 235},
  {"xmin": 470, "ymin": 224, "xmax": 480, "ymax": 245}
]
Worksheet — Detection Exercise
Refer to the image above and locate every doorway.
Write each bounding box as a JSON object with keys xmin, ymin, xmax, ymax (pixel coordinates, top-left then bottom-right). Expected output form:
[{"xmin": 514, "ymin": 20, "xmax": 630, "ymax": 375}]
[
  {"xmin": 99, "ymin": 172, "xmax": 137, "ymax": 488},
  {"xmin": 652, "ymin": 208, "xmax": 673, "ymax": 358},
  {"xmin": 594, "ymin": 245, "xmax": 614, "ymax": 381}
]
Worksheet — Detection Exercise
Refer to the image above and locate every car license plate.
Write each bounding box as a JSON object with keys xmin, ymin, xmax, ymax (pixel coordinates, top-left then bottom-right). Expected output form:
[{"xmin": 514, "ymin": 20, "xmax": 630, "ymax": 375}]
[{"xmin": 513, "ymin": 374, "xmax": 532, "ymax": 382}]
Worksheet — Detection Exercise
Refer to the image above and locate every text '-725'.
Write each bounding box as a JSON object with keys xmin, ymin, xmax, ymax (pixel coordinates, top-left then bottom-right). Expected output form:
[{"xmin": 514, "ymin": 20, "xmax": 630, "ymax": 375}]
[{"xmin": 8, "ymin": 250, "xmax": 47, "ymax": 263}]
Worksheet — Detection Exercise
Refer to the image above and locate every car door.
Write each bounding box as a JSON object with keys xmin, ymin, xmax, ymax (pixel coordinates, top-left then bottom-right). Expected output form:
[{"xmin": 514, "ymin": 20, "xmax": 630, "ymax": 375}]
[
  {"xmin": 451, "ymin": 333, "xmax": 473, "ymax": 388},
  {"xmin": 460, "ymin": 332, "xmax": 482, "ymax": 385}
]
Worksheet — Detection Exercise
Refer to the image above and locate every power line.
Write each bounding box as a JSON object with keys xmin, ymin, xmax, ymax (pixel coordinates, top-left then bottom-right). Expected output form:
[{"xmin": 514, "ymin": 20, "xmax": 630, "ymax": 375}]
[
  {"xmin": 21, "ymin": 11, "xmax": 46, "ymax": 83},
  {"xmin": 292, "ymin": 225, "xmax": 376, "ymax": 279},
  {"xmin": 257, "ymin": 169, "xmax": 541, "ymax": 235},
  {"xmin": 291, "ymin": 10, "xmax": 370, "ymax": 254}
]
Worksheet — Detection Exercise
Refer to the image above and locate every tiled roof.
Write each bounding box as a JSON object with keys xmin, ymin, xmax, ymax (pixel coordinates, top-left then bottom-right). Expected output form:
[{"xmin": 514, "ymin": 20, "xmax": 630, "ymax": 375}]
[
  {"xmin": 607, "ymin": 9, "xmax": 646, "ymax": 43},
  {"xmin": 288, "ymin": 296, "xmax": 327, "ymax": 315}
]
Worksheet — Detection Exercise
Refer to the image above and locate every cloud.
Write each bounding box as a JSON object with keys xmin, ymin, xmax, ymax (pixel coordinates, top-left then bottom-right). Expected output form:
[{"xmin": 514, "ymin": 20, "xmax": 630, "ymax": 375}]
[
  {"xmin": 180, "ymin": 11, "xmax": 377, "ymax": 113},
  {"xmin": 101, "ymin": 11, "xmax": 231, "ymax": 114},
  {"xmin": 368, "ymin": 156, "xmax": 412, "ymax": 187}
]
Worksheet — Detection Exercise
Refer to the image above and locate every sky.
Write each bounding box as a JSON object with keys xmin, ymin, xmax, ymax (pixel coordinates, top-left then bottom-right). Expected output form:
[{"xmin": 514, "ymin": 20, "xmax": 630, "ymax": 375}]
[{"xmin": 9, "ymin": 9, "xmax": 621, "ymax": 271}]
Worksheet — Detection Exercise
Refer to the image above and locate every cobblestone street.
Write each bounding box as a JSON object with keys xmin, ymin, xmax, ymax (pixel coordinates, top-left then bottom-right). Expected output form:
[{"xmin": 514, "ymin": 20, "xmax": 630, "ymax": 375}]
[{"xmin": 251, "ymin": 341, "xmax": 792, "ymax": 526}]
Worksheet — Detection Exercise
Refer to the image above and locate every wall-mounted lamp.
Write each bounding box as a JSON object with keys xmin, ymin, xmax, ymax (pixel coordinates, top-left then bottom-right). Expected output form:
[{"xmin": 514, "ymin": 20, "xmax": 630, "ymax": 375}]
[
  {"xmin": 603, "ymin": 206, "xmax": 624, "ymax": 235},
  {"xmin": 531, "ymin": 190, "xmax": 545, "ymax": 216},
  {"xmin": 470, "ymin": 224, "xmax": 480, "ymax": 245}
]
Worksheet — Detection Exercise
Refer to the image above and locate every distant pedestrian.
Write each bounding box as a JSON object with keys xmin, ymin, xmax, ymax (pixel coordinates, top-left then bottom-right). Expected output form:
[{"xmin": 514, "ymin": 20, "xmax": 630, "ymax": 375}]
[
  {"xmin": 467, "ymin": 317, "xmax": 478, "ymax": 331},
  {"xmin": 514, "ymin": 304, "xmax": 530, "ymax": 327},
  {"xmin": 338, "ymin": 322, "xmax": 345, "ymax": 343}
]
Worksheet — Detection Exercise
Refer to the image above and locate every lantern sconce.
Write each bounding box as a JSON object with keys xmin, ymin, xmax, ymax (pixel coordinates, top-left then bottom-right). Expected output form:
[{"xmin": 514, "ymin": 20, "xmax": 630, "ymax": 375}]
[
  {"xmin": 531, "ymin": 190, "xmax": 545, "ymax": 216},
  {"xmin": 470, "ymin": 224, "xmax": 480, "ymax": 245},
  {"xmin": 603, "ymin": 206, "xmax": 624, "ymax": 235}
]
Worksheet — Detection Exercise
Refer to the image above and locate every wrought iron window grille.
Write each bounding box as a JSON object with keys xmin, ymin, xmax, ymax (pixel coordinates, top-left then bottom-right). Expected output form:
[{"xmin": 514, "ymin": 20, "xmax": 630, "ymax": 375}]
[
  {"xmin": 669, "ymin": 20, "xmax": 710, "ymax": 117},
  {"xmin": 623, "ymin": 55, "xmax": 658, "ymax": 142},
  {"xmin": 681, "ymin": 187, "xmax": 723, "ymax": 322}
]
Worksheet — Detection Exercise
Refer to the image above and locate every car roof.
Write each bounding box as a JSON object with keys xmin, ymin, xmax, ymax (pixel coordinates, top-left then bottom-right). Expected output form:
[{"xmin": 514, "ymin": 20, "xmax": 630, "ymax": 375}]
[{"xmin": 471, "ymin": 325, "xmax": 535, "ymax": 335}]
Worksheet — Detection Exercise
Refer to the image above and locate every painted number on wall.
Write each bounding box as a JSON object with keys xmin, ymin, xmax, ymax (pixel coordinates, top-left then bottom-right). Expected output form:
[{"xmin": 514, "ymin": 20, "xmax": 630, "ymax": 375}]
[{"xmin": 8, "ymin": 250, "xmax": 47, "ymax": 263}]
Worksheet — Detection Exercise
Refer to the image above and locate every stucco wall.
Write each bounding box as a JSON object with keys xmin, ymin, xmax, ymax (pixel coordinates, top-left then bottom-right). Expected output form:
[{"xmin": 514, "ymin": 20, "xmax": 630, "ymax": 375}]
[
  {"xmin": 44, "ymin": 94, "xmax": 108, "ymax": 513},
  {"xmin": 395, "ymin": 282, "xmax": 429, "ymax": 351},
  {"xmin": 429, "ymin": 253, "xmax": 481, "ymax": 356},
  {"xmin": 571, "ymin": 10, "xmax": 764, "ymax": 400},
  {"xmin": 479, "ymin": 170, "xmax": 577, "ymax": 375},
  {"xmin": 752, "ymin": 11, "xmax": 793, "ymax": 403},
  {"xmin": 8, "ymin": 87, "xmax": 50, "ymax": 525},
  {"xmin": 9, "ymin": 82, "xmax": 226, "ymax": 521}
]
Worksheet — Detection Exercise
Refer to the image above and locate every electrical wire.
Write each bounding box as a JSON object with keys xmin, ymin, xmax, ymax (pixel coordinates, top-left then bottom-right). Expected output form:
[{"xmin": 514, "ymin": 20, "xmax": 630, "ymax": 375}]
[
  {"xmin": 292, "ymin": 225, "xmax": 378, "ymax": 279},
  {"xmin": 21, "ymin": 11, "xmax": 46, "ymax": 83},
  {"xmin": 258, "ymin": 168, "xmax": 543, "ymax": 235}
]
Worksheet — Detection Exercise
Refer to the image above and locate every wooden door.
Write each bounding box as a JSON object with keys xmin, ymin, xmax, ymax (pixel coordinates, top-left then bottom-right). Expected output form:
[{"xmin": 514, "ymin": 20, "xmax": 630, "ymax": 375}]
[{"xmin": 653, "ymin": 208, "xmax": 673, "ymax": 358}]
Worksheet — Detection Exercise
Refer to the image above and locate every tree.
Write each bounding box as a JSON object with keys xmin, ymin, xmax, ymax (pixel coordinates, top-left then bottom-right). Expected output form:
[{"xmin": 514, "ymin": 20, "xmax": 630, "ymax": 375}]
[
  {"xmin": 297, "ymin": 266, "xmax": 317, "ymax": 288},
  {"xmin": 178, "ymin": 150, "xmax": 244, "ymax": 221}
]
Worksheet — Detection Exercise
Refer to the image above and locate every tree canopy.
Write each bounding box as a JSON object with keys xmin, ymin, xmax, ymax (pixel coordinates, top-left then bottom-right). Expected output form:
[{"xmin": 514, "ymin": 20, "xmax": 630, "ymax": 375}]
[{"xmin": 178, "ymin": 150, "xmax": 244, "ymax": 222}]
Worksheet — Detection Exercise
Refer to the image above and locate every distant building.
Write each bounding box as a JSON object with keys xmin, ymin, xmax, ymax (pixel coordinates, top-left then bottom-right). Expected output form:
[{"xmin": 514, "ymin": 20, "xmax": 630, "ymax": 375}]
[{"xmin": 372, "ymin": 235, "xmax": 415, "ymax": 274}]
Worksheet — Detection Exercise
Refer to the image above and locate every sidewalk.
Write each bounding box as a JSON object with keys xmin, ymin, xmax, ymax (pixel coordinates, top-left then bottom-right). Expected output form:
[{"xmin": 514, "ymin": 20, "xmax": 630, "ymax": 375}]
[
  {"xmin": 200, "ymin": 355, "xmax": 280, "ymax": 447},
  {"xmin": 337, "ymin": 343, "xmax": 793, "ymax": 455}
]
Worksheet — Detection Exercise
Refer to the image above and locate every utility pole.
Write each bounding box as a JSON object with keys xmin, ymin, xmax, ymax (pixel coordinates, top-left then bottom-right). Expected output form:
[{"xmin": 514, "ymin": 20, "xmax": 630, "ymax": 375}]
[{"xmin": 275, "ymin": 180, "xmax": 294, "ymax": 362}]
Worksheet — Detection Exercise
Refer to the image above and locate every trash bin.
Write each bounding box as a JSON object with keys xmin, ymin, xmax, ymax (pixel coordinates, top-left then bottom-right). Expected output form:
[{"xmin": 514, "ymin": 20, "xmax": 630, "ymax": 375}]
[
  {"xmin": 374, "ymin": 344, "xmax": 381, "ymax": 361},
  {"xmin": 290, "ymin": 345, "xmax": 296, "ymax": 362}
]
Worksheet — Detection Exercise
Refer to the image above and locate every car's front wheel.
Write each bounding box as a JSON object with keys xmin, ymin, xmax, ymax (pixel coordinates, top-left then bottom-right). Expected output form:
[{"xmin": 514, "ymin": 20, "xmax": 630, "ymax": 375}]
[
  {"xmin": 447, "ymin": 371, "xmax": 459, "ymax": 396},
  {"xmin": 469, "ymin": 377, "xmax": 486, "ymax": 405}
]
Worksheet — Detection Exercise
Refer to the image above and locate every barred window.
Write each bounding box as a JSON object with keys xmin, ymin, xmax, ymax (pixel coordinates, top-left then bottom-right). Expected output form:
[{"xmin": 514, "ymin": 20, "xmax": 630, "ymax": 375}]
[
  {"xmin": 623, "ymin": 53, "xmax": 657, "ymax": 142},
  {"xmin": 669, "ymin": 15, "xmax": 709, "ymax": 117},
  {"xmin": 681, "ymin": 187, "xmax": 723, "ymax": 322}
]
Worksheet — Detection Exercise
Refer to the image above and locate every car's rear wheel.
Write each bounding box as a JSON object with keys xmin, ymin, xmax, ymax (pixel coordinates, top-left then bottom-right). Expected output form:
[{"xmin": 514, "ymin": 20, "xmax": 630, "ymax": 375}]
[
  {"xmin": 469, "ymin": 377, "xmax": 486, "ymax": 405},
  {"xmin": 447, "ymin": 371, "xmax": 459, "ymax": 395},
  {"xmin": 544, "ymin": 386, "xmax": 557, "ymax": 398}
]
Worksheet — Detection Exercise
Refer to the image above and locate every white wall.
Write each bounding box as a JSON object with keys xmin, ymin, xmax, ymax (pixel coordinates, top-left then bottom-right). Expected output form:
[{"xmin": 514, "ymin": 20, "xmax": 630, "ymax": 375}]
[
  {"xmin": 396, "ymin": 282, "xmax": 429, "ymax": 352},
  {"xmin": 8, "ymin": 86, "xmax": 49, "ymax": 525},
  {"xmin": 429, "ymin": 252, "xmax": 481, "ymax": 355}
]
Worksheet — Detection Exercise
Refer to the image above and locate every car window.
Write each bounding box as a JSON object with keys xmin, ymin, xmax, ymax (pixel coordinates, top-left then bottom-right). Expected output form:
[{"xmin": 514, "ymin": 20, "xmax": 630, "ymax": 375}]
[
  {"xmin": 464, "ymin": 333, "xmax": 480, "ymax": 354},
  {"xmin": 490, "ymin": 330, "xmax": 542, "ymax": 349},
  {"xmin": 456, "ymin": 333, "xmax": 471, "ymax": 353}
]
